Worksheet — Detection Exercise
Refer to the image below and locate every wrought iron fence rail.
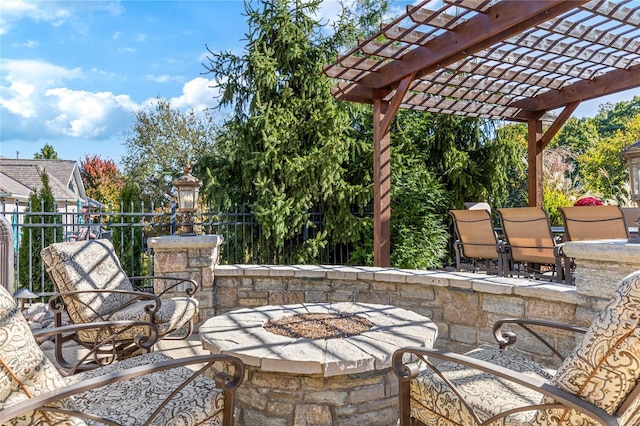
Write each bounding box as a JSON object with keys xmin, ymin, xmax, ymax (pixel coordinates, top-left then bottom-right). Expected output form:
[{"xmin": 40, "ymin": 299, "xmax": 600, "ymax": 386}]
[{"xmin": 2, "ymin": 200, "xmax": 360, "ymax": 297}]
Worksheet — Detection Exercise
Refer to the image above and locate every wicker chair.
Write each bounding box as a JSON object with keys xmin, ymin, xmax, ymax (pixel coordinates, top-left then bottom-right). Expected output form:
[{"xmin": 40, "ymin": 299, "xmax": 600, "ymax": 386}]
[
  {"xmin": 393, "ymin": 270, "xmax": 640, "ymax": 426},
  {"xmin": 40, "ymin": 239, "xmax": 200, "ymax": 369},
  {"xmin": 0, "ymin": 284, "xmax": 244, "ymax": 426},
  {"xmin": 497, "ymin": 207, "xmax": 565, "ymax": 282},
  {"xmin": 450, "ymin": 209, "xmax": 503, "ymax": 274}
]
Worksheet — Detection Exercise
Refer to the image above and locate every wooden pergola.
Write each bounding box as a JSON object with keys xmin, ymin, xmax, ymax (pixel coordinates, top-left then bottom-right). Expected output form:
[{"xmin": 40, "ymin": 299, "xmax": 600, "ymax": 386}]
[{"xmin": 323, "ymin": 0, "xmax": 640, "ymax": 266}]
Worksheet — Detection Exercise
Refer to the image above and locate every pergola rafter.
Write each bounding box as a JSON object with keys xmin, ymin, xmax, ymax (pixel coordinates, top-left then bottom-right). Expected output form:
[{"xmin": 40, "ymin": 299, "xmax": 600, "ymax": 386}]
[{"xmin": 323, "ymin": 0, "xmax": 640, "ymax": 266}]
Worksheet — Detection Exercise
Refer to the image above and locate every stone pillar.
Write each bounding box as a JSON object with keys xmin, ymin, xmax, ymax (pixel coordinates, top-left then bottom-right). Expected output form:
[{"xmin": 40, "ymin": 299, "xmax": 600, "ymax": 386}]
[
  {"xmin": 563, "ymin": 239, "xmax": 640, "ymax": 300},
  {"xmin": 147, "ymin": 235, "xmax": 223, "ymax": 325}
]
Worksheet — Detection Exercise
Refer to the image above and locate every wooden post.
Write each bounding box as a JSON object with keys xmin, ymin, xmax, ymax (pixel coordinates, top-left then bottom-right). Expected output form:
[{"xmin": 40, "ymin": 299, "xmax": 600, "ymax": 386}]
[
  {"xmin": 528, "ymin": 119, "xmax": 543, "ymax": 207},
  {"xmin": 373, "ymin": 99, "xmax": 391, "ymax": 267}
]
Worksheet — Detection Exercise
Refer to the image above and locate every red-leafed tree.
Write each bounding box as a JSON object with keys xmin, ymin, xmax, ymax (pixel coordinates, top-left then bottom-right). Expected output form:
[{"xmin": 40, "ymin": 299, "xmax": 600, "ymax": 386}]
[{"xmin": 80, "ymin": 155, "xmax": 124, "ymax": 207}]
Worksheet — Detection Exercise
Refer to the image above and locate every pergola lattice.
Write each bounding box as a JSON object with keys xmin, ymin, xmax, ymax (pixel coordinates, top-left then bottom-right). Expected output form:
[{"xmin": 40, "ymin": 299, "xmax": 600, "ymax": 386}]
[{"xmin": 323, "ymin": 0, "xmax": 640, "ymax": 266}]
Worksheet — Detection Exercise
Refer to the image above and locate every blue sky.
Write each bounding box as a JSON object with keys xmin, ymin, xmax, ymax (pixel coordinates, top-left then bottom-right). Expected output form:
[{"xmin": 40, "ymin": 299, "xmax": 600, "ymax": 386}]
[{"xmin": 1, "ymin": 1, "xmax": 638, "ymax": 166}]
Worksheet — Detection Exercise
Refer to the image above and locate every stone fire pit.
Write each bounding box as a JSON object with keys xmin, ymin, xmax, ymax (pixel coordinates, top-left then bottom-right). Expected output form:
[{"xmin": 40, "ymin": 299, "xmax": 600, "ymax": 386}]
[{"xmin": 199, "ymin": 302, "xmax": 437, "ymax": 426}]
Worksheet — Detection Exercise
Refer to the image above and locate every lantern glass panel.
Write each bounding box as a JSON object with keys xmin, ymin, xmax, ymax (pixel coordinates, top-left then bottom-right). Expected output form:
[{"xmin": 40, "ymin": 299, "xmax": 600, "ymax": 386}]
[{"xmin": 631, "ymin": 160, "xmax": 640, "ymax": 199}]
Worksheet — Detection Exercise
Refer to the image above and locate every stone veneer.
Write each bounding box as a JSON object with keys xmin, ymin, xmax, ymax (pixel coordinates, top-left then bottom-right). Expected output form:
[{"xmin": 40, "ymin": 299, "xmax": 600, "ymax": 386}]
[
  {"xmin": 147, "ymin": 235, "xmax": 223, "ymax": 323},
  {"xmin": 212, "ymin": 265, "xmax": 609, "ymax": 363}
]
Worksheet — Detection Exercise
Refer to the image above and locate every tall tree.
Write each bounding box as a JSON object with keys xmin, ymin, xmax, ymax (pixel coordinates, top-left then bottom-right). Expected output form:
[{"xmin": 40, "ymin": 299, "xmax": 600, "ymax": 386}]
[
  {"xmin": 122, "ymin": 98, "xmax": 217, "ymax": 205},
  {"xmin": 33, "ymin": 143, "xmax": 58, "ymax": 159},
  {"xmin": 80, "ymin": 155, "xmax": 124, "ymax": 207},
  {"xmin": 201, "ymin": 0, "xmax": 369, "ymax": 262},
  {"xmin": 18, "ymin": 171, "xmax": 63, "ymax": 293}
]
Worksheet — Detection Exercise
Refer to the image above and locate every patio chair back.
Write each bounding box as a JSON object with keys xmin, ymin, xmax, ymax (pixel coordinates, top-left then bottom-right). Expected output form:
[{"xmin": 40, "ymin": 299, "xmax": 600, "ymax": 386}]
[
  {"xmin": 560, "ymin": 205, "xmax": 628, "ymax": 241},
  {"xmin": 450, "ymin": 209, "xmax": 499, "ymax": 262},
  {"xmin": 497, "ymin": 207, "xmax": 557, "ymax": 265},
  {"xmin": 41, "ymin": 239, "xmax": 137, "ymax": 323}
]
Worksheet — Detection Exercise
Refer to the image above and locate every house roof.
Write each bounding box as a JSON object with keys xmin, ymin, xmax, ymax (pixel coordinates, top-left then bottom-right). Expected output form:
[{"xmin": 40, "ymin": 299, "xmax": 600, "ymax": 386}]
[
  {"xmin": 324, "ymin": 0, "xmax": 640, "ymax": 122},
  {"xmin": 0, "ymin": 159, "xmax": 81, "ymax": 202}
]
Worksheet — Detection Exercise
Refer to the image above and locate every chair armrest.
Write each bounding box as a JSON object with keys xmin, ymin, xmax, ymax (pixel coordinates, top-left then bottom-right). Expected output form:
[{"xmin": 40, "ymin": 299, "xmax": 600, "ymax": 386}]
[
  {"xmin": 493, "ymin": 318, "xmax": 587, "ymax": 360},
  {"xmin": 50, "ymin": 289, "xmax": 164, "ymax": 319},
  {"xmin": 129, "ymin": 276, "xmax": 199, "ymax": 297},
  {"xmin": 0, "ymin": 354, "xmax": 245, "ymax": 425},
  {"xmin": 392, "ymin": 347, "xmax": 619, "ymax": 426},
  {"xmin": 32, "ymin": 320, "xmax": 159, "ymax": 375}
]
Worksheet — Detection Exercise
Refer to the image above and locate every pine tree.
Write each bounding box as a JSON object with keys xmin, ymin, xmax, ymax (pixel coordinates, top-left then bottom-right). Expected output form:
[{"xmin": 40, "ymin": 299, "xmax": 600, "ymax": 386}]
[
  {"xmin": 18, "ymin": 170, "xmax": 63, "ymax": 293},
  {"xmin": 201, "ymin": 0, "xmax": 370, "ymax": 263}
]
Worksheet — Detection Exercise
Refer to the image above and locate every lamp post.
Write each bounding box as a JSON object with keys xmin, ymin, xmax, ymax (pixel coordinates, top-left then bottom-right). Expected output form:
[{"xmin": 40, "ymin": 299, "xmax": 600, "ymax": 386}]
[
  {"xmin": 172, "ymin": 162, "xmax": 202, "ymax": 235},
  {"xmin": 621, "ymin": 140, "xmax": 640, "ymax": 207},
  {"xmin": 622, "ymin": 140, "xmax": 640, "ymax": 243}
]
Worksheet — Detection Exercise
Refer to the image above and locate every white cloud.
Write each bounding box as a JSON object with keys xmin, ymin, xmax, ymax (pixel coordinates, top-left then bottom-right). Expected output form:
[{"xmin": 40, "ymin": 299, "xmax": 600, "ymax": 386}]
[
  {"xmin": 0, "ymin": 59, "xmax": 222, "ymax": 143},
  {"xmin": 13, "ymin": 39, "xmax": 39, "ymax": 48},
  {"xmin": 2, "ymin": 58, "xmax": 83, "ymax": 88},
  {"xmin": 0, "ymin": 0, "xmax": 123, "ymax": 34},
  {"xmin": 169, "ymin": 77, "xmax": 219, "ymax": 114},
  {"xmin": 118, "ymin": 47, "xmax": 136, "ymax": 53},
  {"xmin": 146, "ymin": 74, "xmax": 179, "ymax": 83}
]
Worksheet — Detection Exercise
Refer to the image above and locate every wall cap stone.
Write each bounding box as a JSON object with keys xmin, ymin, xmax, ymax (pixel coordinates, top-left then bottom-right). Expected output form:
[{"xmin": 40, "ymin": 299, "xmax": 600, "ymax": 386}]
[
  {"xmin": 214, "ymin": 264, "xmax": 579, "ymax": 301},
  {"xmin": 562, "ymin": 239, "xmax": 640, "ymax": 263},
  {"xmin": 148, "ymin": 234, "xmax": 223, "ymax": 250}
]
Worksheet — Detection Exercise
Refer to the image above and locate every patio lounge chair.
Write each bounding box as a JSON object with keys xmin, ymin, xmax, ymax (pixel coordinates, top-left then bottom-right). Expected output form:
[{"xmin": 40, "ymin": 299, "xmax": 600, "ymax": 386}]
[
  {"xmin": 393, "ymin": 269, "xmax": 640, "ymax": 426},
  {"xmin": 497, "ymin": 207, "xmax": 565, "ymax": 282},
  {"xmin": 40, "ymin": 239, "xmax": 199, "ymax": 369},
  {"xmin": 559, "ymin": 205, "xmax": 628, "ymax": 242},
  {"xmin": 0, "ymin": 284, "xmax": 244, "ymax": 426},
  {"xmin": 450, "ymin": 209, "xmax": 502, "ymax": 274}
]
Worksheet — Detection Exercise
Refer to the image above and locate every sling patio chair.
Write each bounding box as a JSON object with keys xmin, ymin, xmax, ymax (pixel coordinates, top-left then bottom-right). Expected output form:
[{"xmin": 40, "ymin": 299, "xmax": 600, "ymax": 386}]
[
  {"xmin": 497, "ymin": 207, "xmax": 566, "ymax": 283},
  {"xmin": 0, "ymin": 284, "xmax": 244, "ymax": 426},
  {"xmin": 559, "ymin": 205, "xmax": 628, "ymax": 242},
  {"xmin": 393, "ymin": 269, "xmax": 640, "ymax": 426},
  {"xmin": 40, "ymin": 239, "xmax": 200, "ymax": 369},
  {"xmin": 558, "ymin": 205, "xmax": 629, "ymax": 284},
  {"xmin": 450, "ymin": 209, "xmax": 503, "ymax": 275}
]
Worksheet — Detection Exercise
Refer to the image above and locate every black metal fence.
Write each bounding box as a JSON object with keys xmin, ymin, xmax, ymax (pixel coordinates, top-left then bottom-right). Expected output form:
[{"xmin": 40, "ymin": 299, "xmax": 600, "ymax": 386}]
[{"xmin": 2, "ymin": 200, "xmax": 359, "ymax": 296}]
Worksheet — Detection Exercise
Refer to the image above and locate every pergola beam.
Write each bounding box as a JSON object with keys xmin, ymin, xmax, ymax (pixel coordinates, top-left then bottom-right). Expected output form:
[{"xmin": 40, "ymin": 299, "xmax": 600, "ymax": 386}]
[
  {"xmin": 514, "ymin": 64, "xmax": 640, "ymax": 114},
  {"xmin": 356, "ymin": 1, "xmax": 586, "ymax": 91}
]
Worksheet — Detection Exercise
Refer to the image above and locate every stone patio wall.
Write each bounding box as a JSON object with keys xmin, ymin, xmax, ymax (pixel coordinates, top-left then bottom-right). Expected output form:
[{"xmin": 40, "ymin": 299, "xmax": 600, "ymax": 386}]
[{"xmin": 211, "ymin": 265, "xmax": 611, "ymax": 364}]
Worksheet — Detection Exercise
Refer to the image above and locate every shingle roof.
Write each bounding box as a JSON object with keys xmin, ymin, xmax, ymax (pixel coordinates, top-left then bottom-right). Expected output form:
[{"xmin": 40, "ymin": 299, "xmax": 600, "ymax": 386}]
[{"xmin": 0, "ymin": 159, "xmax": 79, "ymax": 201}]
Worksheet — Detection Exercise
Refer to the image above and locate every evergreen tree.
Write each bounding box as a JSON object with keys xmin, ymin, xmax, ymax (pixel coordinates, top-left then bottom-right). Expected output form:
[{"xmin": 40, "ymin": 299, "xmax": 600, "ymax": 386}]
[
  {"xmin": 34, "ymin": 143, "xmax": 59, "ymax": 160},
  {"xmin": 18, "ymin": 171, "xmax": 63, "ymax": 293},
  {"xmin": 112, "ymin": 182, "xmax": 144, "ymax": 277},
  {"xmin": 201, "ymin": 0, "xmax": 369, "ymax": 263}
]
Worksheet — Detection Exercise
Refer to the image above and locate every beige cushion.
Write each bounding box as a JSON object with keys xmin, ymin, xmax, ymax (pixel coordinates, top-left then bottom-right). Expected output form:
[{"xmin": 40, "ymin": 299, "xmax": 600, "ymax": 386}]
[
  {"xmin": 532, "ymin": 270, "xmax": 640, "ymax": 425},
  {"xmin": 68, "ymin": 352, "xmax": 226, "ymax": 425},
  {"xmin": 410, "ymin": 345, "xmax": 556, "ymax": 426},
  {"xmin": 0, "ymin": 286, "xmax": 85, "ymax": 425},
  {"xmin": 41, "ymin": 239, "xmax": 138, "ymax": 322}
]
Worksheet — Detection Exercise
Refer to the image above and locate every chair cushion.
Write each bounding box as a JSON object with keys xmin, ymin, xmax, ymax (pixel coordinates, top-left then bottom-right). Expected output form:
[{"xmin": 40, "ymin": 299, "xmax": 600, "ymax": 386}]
[
  {"xmin": 410, "ymin": 344, "xmax": 556, "ymax": 426},
  {"xmin": 0, "ymin": 286, "xmax": 85, "ymax": 425},
  {"xmin": 41, "ymin": 239, "xmax": 137, "ymax": 322},
  {"xmin": 532, "ymin": 270, "xmax": 640, "ymax": 426},
  {"xmin": 68, "ymin": 352, "xmax": 226, "ymax": 425},
  {"xmin": 108, "ymin": 296, "xmax": 199, "ymax": 337}
]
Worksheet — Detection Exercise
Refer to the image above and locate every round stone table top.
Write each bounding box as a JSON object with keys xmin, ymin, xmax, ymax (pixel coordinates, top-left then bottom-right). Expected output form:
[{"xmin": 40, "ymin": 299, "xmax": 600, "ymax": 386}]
[{"xmin": 199, "ymin": 302, "xmax": 438, "ymax": 377}]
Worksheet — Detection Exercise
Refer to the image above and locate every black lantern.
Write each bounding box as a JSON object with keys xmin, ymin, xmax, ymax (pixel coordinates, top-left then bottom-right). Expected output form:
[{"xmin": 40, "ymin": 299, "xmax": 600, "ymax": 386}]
[
  {"xmin": 172, "ymin": 162, "xmax": 202, "ymax": 235},
  {"xmin": 622, "ymin": 140, "xmax": 640, "ymax": 206}
]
